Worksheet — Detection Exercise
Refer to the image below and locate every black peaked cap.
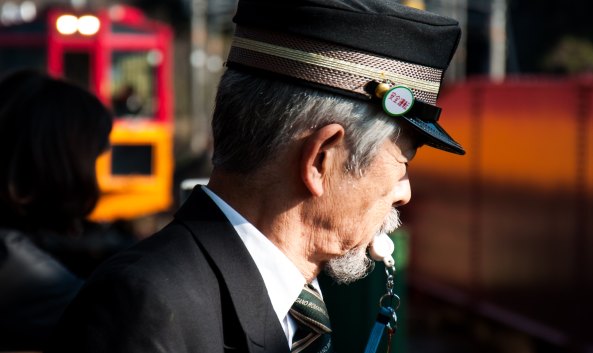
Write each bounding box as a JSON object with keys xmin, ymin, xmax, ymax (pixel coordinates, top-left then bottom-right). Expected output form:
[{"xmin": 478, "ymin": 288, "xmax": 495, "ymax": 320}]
[
  {"xmin": 233, "ymin": 0, "xmax": 461, "ymax": 70},
  {"xmin": 229, "ymin": 0, "xmax": 465, "ymax": 155}
]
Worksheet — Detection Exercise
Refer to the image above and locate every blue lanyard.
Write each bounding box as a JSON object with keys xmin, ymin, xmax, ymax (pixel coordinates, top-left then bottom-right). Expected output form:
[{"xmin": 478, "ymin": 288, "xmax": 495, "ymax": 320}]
[
  {"xmin": 363, "ymin": 264, "xmax": 399, "ymax": 353},
  {"xmin": 363, "ymin": 306, "xmax": 396, "ymax": 353}
]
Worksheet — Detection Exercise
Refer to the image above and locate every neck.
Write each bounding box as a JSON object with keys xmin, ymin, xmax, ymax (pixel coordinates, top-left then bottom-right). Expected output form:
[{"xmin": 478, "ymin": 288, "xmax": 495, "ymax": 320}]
[{"xmin": 207, "ymin": 168, "xmax": 324, "ymax": 282}]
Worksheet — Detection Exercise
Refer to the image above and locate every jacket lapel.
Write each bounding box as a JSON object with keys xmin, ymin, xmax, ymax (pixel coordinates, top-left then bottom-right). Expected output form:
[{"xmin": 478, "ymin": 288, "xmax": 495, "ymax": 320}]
[{"xmin": 175, "ymin": 186, "xmax": 289, "ymax": 353}]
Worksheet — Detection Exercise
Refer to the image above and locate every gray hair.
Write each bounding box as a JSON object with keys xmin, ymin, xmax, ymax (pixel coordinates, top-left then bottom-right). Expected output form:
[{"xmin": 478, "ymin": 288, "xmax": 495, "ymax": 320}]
[{"xmin": 211, "ymin": 69, "xmax": 401, "ymax": 176}]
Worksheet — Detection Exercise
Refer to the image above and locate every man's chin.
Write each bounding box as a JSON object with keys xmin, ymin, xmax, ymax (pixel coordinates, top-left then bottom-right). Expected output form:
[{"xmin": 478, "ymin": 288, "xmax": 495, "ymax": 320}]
[{"xmin": 324, "ymin": 247, "xmax": 375, "ymax": 285}]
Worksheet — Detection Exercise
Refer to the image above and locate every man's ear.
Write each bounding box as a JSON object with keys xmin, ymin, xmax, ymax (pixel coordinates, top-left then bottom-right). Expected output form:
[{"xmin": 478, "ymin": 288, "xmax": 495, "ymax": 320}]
[{"xmin": 300, "ymin": 124, "xmax": 345, "ymax": 197}]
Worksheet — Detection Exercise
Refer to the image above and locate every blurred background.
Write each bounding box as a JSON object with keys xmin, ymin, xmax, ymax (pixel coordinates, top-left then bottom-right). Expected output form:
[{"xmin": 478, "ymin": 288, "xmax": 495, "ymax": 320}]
[{"xmin": 0, "ymin": 0, "xmax": 591, "ymax": 352}]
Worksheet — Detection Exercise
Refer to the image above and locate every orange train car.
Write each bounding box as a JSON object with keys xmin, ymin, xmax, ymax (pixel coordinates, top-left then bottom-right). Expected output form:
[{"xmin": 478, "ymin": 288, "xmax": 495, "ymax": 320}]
[{"xmin": 405, "ymin": 76, "xmax": 593, "ymax": 350}]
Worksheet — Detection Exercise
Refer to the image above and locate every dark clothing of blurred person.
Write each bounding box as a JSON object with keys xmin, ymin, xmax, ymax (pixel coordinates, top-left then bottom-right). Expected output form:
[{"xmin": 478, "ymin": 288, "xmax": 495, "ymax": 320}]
[
  {"xmin": 0, "ymin": 69, "xmax": 113, "ymax": 351},
  {"xmin": 0, "ymin": 230, "xmax": 82, "ymax": 350}
]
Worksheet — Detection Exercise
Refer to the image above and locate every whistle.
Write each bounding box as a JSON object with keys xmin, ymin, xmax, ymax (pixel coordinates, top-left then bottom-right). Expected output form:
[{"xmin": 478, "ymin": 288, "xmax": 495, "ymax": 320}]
[{"xmin": 369, "ymin": 233, "xmax": 395, "ymax": 267}]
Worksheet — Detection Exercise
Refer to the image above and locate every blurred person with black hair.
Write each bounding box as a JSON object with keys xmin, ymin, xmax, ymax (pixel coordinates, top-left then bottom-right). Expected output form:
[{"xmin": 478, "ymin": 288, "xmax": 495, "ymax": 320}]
[{"xmin": 0, "ymin": 69, "xmax": 113, "ymax": 351}]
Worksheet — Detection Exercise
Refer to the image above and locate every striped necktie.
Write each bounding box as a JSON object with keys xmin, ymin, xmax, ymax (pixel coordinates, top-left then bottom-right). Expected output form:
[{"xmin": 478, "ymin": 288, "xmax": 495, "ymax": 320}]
[{"xmin": 290, "ymin": 284, "xmax": 333, "ymax": 353}]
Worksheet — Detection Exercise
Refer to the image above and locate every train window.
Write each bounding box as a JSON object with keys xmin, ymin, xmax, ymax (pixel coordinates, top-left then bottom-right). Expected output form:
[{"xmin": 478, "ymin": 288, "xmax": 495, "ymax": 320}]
[
  {"xmin": 111, "ymin": 51, "xmax": 157, "ymax": 118},
  {"xmin": 0, "ymin": 47, "xmax": 45, "ymax": 77},
  {"xmin": 111, "ymin": 24, "xmax": 150, "ymax": 35},
  {"xmin": 110, "ymin": 144, "xmax": 153, "ymax": 176},
  {"xmin": 63, "ymin": 52, "xmax": 91, "ymax": 90}
]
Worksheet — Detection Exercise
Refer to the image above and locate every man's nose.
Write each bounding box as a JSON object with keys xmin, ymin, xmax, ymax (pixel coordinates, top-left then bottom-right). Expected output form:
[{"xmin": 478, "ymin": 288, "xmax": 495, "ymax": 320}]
[{"xmin": 393, "ymin": 177, "xmax": 411, "ymax": 207}]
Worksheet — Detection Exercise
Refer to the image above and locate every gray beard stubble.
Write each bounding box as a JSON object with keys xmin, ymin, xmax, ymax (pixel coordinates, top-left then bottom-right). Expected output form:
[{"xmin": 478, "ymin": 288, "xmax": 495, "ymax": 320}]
[{"xmin": 324, "ymin": 208, "xmax": 401, "ymax": 284}]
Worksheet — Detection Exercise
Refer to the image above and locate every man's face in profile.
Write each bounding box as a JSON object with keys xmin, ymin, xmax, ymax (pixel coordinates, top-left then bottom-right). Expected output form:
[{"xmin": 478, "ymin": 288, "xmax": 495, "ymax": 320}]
[{"xmin": 322, "ymin": 134, "xmax": 418, "ymax": 284}]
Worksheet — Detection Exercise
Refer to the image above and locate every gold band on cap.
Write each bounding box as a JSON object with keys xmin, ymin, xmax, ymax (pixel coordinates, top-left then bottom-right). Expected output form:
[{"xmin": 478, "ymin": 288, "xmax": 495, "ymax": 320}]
[
  {"xmin": 227, "ymin": 26, "xmax": 444, "ymax": 105},
  {"xmin": 232, "ymin": 37, "xmax": 441, "ymax": 94}
]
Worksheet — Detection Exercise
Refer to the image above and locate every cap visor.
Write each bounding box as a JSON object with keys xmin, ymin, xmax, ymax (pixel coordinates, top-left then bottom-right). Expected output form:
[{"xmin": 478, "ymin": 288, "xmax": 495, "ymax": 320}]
[{"xmin": 401, "ymin": 115, "xmax": 465, "ymax": 155}]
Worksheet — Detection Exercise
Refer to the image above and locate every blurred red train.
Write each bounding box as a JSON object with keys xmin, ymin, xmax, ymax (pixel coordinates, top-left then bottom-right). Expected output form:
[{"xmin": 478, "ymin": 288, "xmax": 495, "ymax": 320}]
[{"xmin": 0, "ymin": 4, "xmax": 175, "ymax": 222}]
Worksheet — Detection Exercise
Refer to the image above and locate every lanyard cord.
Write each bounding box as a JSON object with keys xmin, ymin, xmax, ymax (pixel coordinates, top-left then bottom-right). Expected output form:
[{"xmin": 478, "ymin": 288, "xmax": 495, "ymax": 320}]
[{"xmin": 363, "ymin": 264, "xmax": 399, "ymax": 353}]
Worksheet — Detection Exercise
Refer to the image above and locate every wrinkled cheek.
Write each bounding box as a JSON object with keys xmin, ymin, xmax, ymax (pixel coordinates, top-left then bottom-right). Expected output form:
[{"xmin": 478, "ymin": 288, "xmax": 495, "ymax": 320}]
[
  {"xmin": 312, "ymin": 214, "xmax": 333, "ymax": 231},
  {"xmin": 342, "ymin": 220, "xmax": 375, "ymax": 249},
  {"xmin": 301, "ymin": 200, "xmax": 332, "ymax": 229}
]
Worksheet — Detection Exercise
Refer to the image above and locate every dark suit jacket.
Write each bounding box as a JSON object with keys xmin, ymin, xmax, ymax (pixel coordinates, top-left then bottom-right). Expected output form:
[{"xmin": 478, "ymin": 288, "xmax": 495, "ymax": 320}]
[{"xmin": 46, "ymin": 187, "xmax": 290, "ymax": 353}]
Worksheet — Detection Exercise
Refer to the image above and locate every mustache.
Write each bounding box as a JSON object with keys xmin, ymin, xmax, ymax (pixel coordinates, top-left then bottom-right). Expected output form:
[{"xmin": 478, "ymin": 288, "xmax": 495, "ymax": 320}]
[{"xmin": 380, "ymin": 207, "xmax": 401, "ymax": 235}]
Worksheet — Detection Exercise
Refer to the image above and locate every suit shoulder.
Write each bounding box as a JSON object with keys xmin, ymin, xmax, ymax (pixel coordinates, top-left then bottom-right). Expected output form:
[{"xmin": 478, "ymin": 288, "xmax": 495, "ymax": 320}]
[{"xmin": 87, "ymin": 222, "xmax": 215, "ymax": 292}]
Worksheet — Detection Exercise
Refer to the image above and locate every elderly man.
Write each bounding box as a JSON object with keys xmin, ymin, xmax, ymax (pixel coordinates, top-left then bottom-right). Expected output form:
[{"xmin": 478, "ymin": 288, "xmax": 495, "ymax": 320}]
[{"xmin": 47, "ymin": 0, "xmax": 464, "ymax": 352}]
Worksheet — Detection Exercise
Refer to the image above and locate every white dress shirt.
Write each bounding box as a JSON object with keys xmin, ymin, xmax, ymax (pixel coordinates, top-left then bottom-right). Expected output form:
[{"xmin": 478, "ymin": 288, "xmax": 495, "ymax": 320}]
[{"xmin": 202, "ymin": 186, "xmax": 322, "ymax": 347}]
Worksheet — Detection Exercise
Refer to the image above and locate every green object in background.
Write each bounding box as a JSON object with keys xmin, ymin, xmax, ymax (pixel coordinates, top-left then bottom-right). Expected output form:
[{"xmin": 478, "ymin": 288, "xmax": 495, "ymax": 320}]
[{"xmin": 319, "ymin": 228, "xmax": 409, "ymax": 353}]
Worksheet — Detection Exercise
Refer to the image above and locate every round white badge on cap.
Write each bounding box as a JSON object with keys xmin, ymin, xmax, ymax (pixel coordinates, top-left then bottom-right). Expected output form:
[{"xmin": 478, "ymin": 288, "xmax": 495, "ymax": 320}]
[{"xmin": 382, "ymin": 85, "xmax": 415, "ymax": 116}]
